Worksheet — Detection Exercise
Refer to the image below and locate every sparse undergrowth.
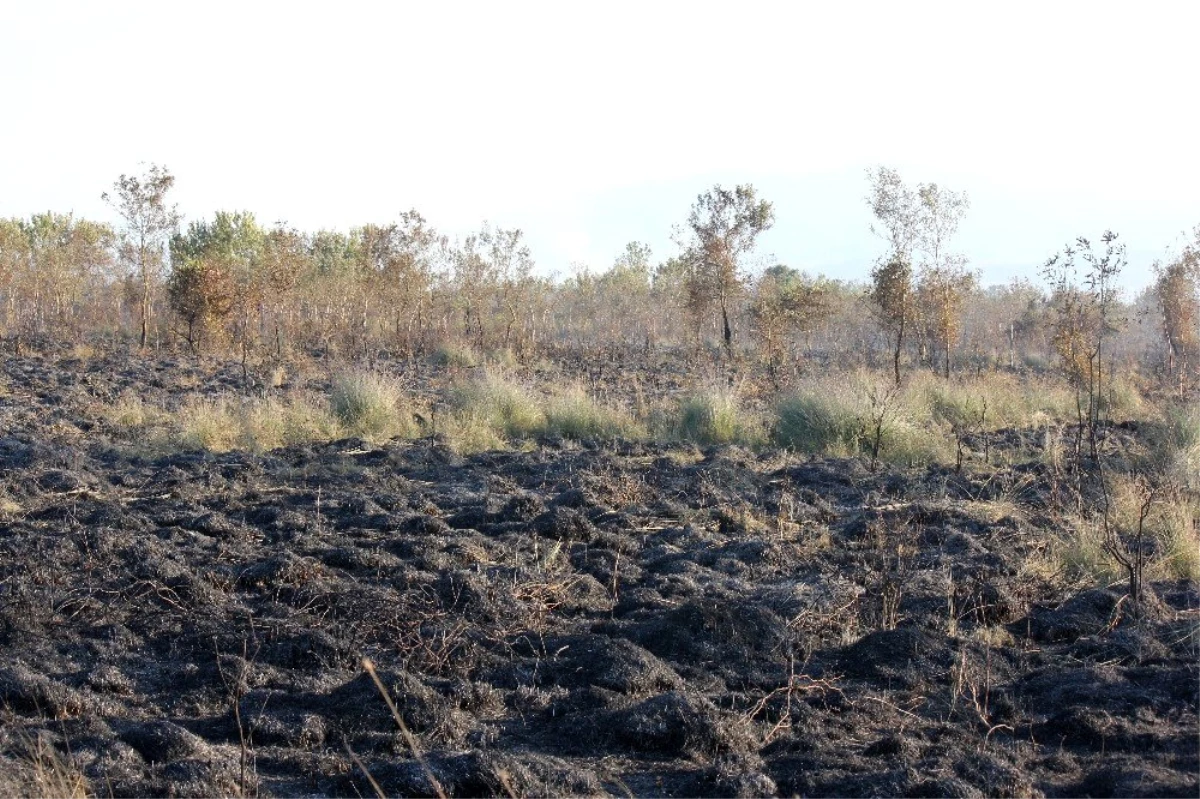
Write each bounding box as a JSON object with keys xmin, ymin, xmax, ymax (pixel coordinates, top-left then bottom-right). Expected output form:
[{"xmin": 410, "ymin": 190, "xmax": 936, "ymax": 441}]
[{"xmin": 95, "ymin": 358, "xmax": 1185, "ymax": 473}]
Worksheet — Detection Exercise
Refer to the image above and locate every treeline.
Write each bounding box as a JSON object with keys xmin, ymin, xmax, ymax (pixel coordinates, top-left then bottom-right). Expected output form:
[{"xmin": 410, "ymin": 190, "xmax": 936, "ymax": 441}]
[{"xmin": 0, "ymin": 166, "xmax": 1196, "ymax": 393}]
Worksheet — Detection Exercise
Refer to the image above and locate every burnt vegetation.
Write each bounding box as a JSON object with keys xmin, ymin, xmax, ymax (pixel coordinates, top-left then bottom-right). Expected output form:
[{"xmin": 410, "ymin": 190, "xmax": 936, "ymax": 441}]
[{"xmin": 0, "ymin": 166, "xmax": 1196, "ymax": 797}]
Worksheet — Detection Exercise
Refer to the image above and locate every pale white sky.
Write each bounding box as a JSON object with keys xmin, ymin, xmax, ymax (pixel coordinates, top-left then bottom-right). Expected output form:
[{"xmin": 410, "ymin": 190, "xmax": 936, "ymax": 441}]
[{"xmin": 2, "ymin": 1, "xmax": 1195, "ymax": 293}]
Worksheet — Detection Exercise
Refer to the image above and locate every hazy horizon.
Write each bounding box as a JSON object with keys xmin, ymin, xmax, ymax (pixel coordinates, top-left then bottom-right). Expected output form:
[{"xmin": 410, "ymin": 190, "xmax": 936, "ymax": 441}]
[{"xmin": 4, "ymin": 1, "xmax": 1196, "ymax": 295}]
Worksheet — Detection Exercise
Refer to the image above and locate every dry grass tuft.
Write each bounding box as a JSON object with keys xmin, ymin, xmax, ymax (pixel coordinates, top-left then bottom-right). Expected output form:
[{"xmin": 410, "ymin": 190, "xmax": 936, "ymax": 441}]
[
  {"xmin": 543, "ymin": 386, "xmax": 643, "ymax": 441},
  {"xmin": 330, "ymin": 371, "xmax": 417, "ymax": 442},
  {"xmin": 673, "ymin": 388, "xmax": 762, "ymax": 447},
  {"xmin": 0, "ymin": 735, "xmax": 91, "ymax": 799}
]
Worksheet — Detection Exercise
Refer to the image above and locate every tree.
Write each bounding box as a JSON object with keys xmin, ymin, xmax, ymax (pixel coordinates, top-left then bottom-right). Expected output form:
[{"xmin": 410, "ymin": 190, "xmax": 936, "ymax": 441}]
[
  {"xmin": 0, "ymin": 219, "xmax": 28, "ymax": 339},
  {"xmin": 1153, "ymin": 227, "xmax": 1200, "ymax": 393},
  {"xmin": 866, "ymin": 167, "xmax": 970, "ymax": 382},
  {"xmin": 103, "ymin": 165, "xmax": 182, "ymax": 349},
  {"xmin": 750, "ymin": 265, "xmax": 831, "ymax": 383},
  {"xmin": 169, "ymin": 211, "xmax": 267, "ymax": 353},
  {"xmin": 166, "ymin": 258, "xmax": 234, "ymax": 352},
  {"xmin": 602, "ymin": 242, "xmax": 655, "ymax": 351},
  {"xmin": 869, "ymin": 255, "xmax": 917, "ymax": 385},
  {"xmin": 258, "ymin": 224, "xmax": 310, "ymax": 355},
  {"xmin": 0, "ymin": 215, "xmax": 115, "ymax": 349},
  {"xmin": 354, "ymin": 211, "xmax": 442, "ymax": 356},
  {"xmin": 866, "ymin": 166, "xmax": 921, "ymax": 260},
  {"xmin": 448, "ymin": 224, "xmax": 535, "ymax": 352},
  {"xmin": 1041, "ymin": 231, "xmax": 1126, "ymax": 458},
  {"xmin": 917, "ymin": 261, "xmax": 978, "ymax": 377},
  {"xmin": 680, "ymin": 184, "xmax": 774, "ymax": 358}
]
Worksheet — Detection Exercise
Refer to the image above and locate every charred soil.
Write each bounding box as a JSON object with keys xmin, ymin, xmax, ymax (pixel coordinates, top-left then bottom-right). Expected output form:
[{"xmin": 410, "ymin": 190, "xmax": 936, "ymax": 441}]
[{"xmin": 0, "ymin": 353, "xmax": 1196, "ymax": 797}]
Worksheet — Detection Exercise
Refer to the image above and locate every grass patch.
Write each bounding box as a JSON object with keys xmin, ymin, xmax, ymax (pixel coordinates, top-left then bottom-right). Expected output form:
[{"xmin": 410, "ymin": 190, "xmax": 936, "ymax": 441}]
[
  {"xmin": 432, "ymin": 342, "xmax": 480, "ymax": 368},
  {"xmin": 175, "ymin": 397, "xmax": 239, "ymax": 452},
  {"xmin": 101, "ymin": 391, "xmax": 171, "ymax": 432},
  {"xmin": 329, "ymin": 371, "xmax": 416, "ymax": 442},
  {"xmin": 672, "ymin": 389, "xmax": 762, "ymax": 446},
  {"xmin": 774, "ymin": 373, "xmax": 951, "ymax": 464},
  {"xmin": 543, "ymin": 387, "xmax": 643, "ymax": 440},
  {"xmin": 916, "ymin": 371, "xmax": 1079, "ymax": 432},
  {"xmin": 447, "ymin": 372, "xmax": 542, "ymax": 439},
  {"xmin": 168, "ymin": 394, "xmax": 343, "ymax": 453}
]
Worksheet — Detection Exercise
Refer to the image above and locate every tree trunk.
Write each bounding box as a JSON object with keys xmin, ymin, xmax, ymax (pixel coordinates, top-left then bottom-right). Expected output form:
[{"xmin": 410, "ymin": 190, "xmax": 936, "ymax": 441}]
[
  {"xmin": 893, "ymin": 315, "xmax": 905, "ymax": 386},
  {"xmin": 721, "ymin": 301, "xmax": 733, "ymax": 359}
]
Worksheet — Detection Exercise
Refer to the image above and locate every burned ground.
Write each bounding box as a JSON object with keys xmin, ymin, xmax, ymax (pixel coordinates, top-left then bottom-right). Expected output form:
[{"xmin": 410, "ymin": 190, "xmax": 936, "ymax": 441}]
[{"xmin": 0, "ymin": 353, "xmax": 1196, "ymax": 797}]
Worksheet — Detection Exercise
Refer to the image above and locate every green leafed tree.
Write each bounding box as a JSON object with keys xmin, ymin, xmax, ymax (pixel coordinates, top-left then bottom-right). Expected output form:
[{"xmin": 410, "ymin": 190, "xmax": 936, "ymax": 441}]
[
  {"xmin": 750, "ymin": 265, "xmax": 831, "ymax": 383},
  {"xmin": 1041, "ymin": 231, "xmax": 1126, "ymax": 457},
  {"xmin": 169, "ymin": 211, "xmax": 267, "ymax": 352},
  {"xmin": 917, "ymin": 261, "xmax": 978, "ymax": 378}
]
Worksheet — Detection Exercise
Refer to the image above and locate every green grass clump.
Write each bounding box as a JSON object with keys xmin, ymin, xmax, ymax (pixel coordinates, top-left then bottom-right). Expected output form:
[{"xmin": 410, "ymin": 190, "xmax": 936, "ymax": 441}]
[
  {"xmin": 774, "ymin": 390, "xmax": 864, "ymax": 456},
  {"xmin": 329, "ymin": 371, "xmax": 416, "ymax": 442},
  {"xmin": 673, "ymin": 389, "xmax": 761, "ymax": 446},
  {"xmin": 544, "ymin": 387, "xmax": 642, "ymax": 440},
  {"xmin": 446, "ymin": 371, "xmax": 543, "ymax": 446},
  {"xmin": 775, "ymin": 374, "xmax": 950, "ymax": 464}
]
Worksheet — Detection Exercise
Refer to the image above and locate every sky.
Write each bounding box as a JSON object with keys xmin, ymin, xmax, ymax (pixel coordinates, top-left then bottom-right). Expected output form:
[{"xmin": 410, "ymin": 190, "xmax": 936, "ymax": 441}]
[{"xmin": 2, "ymin": 1, "xmax": 1196, "ymax": 295}]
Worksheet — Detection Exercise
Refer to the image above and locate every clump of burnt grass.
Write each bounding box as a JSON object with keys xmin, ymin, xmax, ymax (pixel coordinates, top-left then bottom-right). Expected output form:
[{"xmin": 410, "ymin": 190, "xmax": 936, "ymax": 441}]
[{"xmin": 0, "ymin": 735, "xmax": 90, "ymax": 799}]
